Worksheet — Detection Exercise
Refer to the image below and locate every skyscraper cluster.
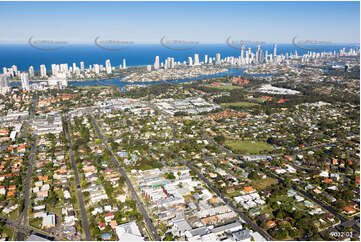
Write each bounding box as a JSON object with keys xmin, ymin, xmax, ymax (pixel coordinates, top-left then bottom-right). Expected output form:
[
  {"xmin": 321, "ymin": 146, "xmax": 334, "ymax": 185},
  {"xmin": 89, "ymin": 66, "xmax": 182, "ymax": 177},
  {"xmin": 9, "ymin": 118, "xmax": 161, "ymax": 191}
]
[
  {"xmin": 0, "ymin": 45, "xmax": 359, "ymax": 93},
  {"xmin": 152, "ymin": 52, "xmax": 223, "ymax": 70},
  {"xmin": 236, "ymin": 44, "xmax": 279, "ymax": 65}
]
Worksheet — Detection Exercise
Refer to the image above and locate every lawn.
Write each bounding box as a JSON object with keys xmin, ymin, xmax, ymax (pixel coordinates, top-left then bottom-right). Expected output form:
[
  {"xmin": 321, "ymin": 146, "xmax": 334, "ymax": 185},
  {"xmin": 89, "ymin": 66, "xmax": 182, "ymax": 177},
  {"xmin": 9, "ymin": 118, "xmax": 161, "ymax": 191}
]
[
  {"xmin": 250, "ymin": 177, "xmax": 278, "ymax": 190},
  {"xmin": 226, "ymin": 190, "xmax": 242, "ymax": 197},
  {"xmin": 137, "ymin": 160, "xmax": 162, "ymax": 170},
  {"xmin": 221, "ymin": 102, "xmax": 259, "ymax": 108},
  {"xmin": 224, "ymin": 140, "xmax": 273, "ymax": 154}
]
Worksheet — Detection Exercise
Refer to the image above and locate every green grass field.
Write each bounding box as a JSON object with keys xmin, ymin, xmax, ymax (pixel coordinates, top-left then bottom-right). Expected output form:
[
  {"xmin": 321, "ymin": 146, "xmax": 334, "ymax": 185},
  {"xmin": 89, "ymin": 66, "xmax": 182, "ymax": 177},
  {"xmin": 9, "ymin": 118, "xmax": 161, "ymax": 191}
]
[
  {"xmin": 250, "ymin": 177, "xmax": 278, "ymax": 190},
  {"xmin": 221, "ymin": 102, "xmax": 259, "ymax": 108},
  {"xmin": 207, "ymin": 85, "xmax": 243, "ymax": 90},
  {"xmin": 224, "ymin": 140, "xmax": 273, "ymax": 154}
]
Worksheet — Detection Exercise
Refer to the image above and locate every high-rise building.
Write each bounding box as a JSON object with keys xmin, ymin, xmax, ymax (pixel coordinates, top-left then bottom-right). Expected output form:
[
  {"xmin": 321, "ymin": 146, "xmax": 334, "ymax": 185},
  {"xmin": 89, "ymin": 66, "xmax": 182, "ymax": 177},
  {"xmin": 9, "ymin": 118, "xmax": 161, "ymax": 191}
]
[
  {"xmin": 105, "ymin": 59, "xmax": 112, "ymax": 74},
  {"xmin": 164, "ymin": 59, "xmax": 168, "ymax": 70},
  {"xmin": 204, "ymin": 55, "xmax": 208, "ymax": 64},
  {"xmin": 256, "ymin": 45, "xmax": 261, "ymax": 63},
  {"xmin": 80, "ymin": 61, "xmax": 85, "ymax": 71},
  {"xmin": 21, "ymin": 72, "xmax": 30, "ymax": 91},
  {"xmin": 188, "ymin": 57, "xmax": 193, "ymax": 66},
  {"xmin": 0, "ymin": 74, "xmax": 9, "ymax": 93},
  {"xmin": 194, "ymin": 54, "xmax": 200, "ymax": 65},
  {"xmin": 216, "ymin": 53, "xmax": 221, "ymax": 64},
  {"xmin": 40, "ymin": 64, "xmax": 47, "ymax": 78},
  {"xmin": 11, "ymin": 65, "xmax": 18, "ymax": 76},
  {"xmin": 29, "ymin": 66, "xmax": 34, "ymax": 78},
  {"xmin": 273, "ymin": 43, "xmax": 277, "ymax": 57},
  {"xmin": 241, "ymin": 44, "xmax": 245, "ymax": 59},
  {"xmin": 51, "ymin": 64, "xmax": 58, "ymax": 76},
  {"xmin": 260, "ymin": 50, "xmax": 265, "ymax": 63},
  {"xmin": 94, "ymin": 64, "xmax": 100, "ymax": 74},
  {"xmin": 154, "ymin": 56, "xmax": 160, "ymax": 70},
  {"xmin": 169, "ymin": 58, "xmax": 175, "ymax": 69},
  {"xmin": 60, "ymin": 64, "xmax": 68, "ymax": 73},
  {"xmin": 146, "ymin": 65, "xmax": 152, "ymax": 71},
  {"xmin": 123, "ymin": 58, "xmax": 127, "ymax": 69},
  {"xmin": 72, "ymin": 63, "xmax": 77, "ymax": 72},
  {"xmin": 265, "ymin": 50, "xmax": 269, "ymax": 63},
  {"xmin": 2, "ymin": 67, "xmax": 7, "ymax": 75}
]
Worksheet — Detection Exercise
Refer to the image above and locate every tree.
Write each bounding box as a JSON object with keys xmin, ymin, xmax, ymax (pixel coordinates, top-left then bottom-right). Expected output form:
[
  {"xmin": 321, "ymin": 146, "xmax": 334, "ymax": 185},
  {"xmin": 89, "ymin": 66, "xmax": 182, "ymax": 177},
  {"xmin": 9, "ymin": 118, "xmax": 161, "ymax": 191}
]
[
  {"xmin": 248, "ymin": 171, "xmax": 260, "ymax": 180},
  {"xmin": 275, "ymin": 209, "xmax": 285, "ymax": 219},
  {"xmin": 341, "ymin": 189, "xmax": 353, "ymax": 202},
  {"xmin": 334, "ymin": 200, "xmax": 346, "ymax": 210},
  {"xmin": 214, "ymin": 134, "xmax": 226, "ymax": 144},
  {"xmin": 164, "ymin": 173, "xmax": 175, "ymax": 180},
  {"xmin": 164, "ymin": 233, "xmax": 174, "ymax": 241}
]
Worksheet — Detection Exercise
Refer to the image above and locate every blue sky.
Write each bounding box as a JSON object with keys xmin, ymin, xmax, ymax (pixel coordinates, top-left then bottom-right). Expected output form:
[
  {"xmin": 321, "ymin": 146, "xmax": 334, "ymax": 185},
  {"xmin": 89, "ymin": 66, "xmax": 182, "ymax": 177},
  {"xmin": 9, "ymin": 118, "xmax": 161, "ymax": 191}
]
[{"xmin": 0, "ymin": 1, "xmax": 359, "ymax": 44}]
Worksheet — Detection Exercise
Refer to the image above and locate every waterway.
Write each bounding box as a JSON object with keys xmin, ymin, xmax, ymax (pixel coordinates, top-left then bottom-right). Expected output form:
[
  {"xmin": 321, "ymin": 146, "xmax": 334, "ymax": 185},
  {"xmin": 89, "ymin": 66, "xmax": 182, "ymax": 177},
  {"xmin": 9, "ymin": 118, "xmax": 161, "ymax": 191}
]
[{"xmin": 69, "ymin": 67, "xmax": 274, "ymax": 90}]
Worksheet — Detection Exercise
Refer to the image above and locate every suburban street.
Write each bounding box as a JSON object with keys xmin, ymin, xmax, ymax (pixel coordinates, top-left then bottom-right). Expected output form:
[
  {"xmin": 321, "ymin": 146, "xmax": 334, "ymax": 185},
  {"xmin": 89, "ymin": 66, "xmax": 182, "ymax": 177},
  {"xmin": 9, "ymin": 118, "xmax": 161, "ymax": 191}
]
[
  {"xmin": 89, "ymin": 114, "xmax": 161, "ymax": 241},
  {"xmin": 178, "ymin": 158, "xmax": 274, "ymax": 241},
  {"xmin": 63, "ymin": 117, "xmax": 91, "ymax": 241},
  {"xmin": 18, "ymin": 93, "xmax": 38, "ymax": 229},
  {"xmin": 20, "ymin": 93, "xmax": 38, "ymax": 138},
  {"xmin": 19, "ymin": 135, "xmax": 37, "ymax": 226},
  {"xmin": 0, "ymin": 215, "xmax": 54, "ymax": 241}
]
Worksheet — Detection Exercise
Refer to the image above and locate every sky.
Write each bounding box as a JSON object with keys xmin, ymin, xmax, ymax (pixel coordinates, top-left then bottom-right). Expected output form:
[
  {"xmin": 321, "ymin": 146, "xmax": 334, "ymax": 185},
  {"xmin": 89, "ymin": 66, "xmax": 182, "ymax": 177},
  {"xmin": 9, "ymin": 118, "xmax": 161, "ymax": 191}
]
[{"xmin": 0, "ymin": 1, "xmax": 359, "ymax": 44}]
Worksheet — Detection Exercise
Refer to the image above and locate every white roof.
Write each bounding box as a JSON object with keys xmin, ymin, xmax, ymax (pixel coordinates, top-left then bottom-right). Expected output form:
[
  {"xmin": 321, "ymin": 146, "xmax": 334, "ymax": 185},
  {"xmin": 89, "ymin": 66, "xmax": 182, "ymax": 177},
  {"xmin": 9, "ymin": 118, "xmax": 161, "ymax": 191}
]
[
  {"xmin": 27, "ymin": 235, "xmax": 50, "ymax": 241},
  {"xmin": 115, "ymin": 221, "xmax": 144, "ymax": 241},
  {"xmin": 42, "ymin": 214, "xmax": 55, "ymax": 226},
  {"xmin": 234, "ymin": 196, "xmax": 244, "ymax": 203},
  {"xmin": 251, "ymin": 232, "xmax": 267, "ymax": 241}
]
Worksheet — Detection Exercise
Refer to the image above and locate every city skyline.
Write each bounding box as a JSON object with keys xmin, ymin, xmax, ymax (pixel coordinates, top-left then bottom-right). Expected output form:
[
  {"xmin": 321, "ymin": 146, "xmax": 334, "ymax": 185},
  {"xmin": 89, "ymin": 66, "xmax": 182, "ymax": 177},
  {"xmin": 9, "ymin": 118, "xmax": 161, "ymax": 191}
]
[{"xmin": 0, "ymin": 1, "xmax": 359, "ymax": 44}]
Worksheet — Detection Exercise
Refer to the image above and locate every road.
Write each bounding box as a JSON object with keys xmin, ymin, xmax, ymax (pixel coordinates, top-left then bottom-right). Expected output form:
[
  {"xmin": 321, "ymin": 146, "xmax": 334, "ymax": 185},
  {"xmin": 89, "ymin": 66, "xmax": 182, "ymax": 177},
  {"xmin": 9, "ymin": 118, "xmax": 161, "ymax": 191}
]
[
  {"xmin": 18, "ymin": 93, "xmax": 38, "ymax": 228},
  {"xmin": 63, "ymin": 117, "xmax": 91, "ymax": 241},
  {"xmin": 20, "ymin": 93, "xmax": 38, "ymax": 138},
  {"xmin": 19, "ymin": 135, "xmax": 37, "ymax": 226},
  {"xmin": 0, "ymin": 215, "xmax": 54, "ymax": 240},
  {"xmin": 89, "ymin": 114, "xmax": 161, "ymax": 241}
]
